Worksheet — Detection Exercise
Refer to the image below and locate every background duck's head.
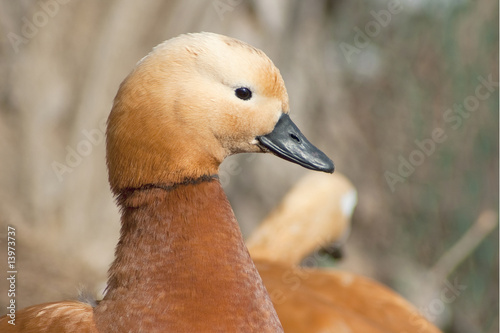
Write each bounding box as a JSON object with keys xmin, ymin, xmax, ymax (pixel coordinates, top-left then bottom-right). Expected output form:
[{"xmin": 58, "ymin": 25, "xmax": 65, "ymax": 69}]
[{"xmin": 106, "ymin": 32, "xmax": 333, "ymax": 193}]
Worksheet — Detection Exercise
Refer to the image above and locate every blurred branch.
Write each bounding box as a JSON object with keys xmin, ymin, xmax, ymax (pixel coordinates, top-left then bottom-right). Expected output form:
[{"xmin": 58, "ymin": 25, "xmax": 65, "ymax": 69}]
[{"xmin": 430, "ymin": 210, "xmax": 498, "ymax": 282}]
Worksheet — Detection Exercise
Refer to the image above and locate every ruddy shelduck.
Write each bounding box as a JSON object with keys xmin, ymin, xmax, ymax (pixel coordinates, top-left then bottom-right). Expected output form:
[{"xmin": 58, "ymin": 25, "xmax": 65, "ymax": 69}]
[
  {"xmin": 0, "ymin": 32, "xmax": 333, "ymax": 332},
  {"xmin": 247, "ymin": 172, "xmax": 442, "ymax": 332},
  {"xmin": 247, "ymin": 172, "xmax": 357, "ymax": 266}
]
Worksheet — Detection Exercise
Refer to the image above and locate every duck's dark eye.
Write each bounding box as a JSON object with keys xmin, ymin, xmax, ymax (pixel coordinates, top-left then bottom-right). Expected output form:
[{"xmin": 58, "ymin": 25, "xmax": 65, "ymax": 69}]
[{"xmin": 235, "ymin": 87, "xmax": 252, "ymax": 100}]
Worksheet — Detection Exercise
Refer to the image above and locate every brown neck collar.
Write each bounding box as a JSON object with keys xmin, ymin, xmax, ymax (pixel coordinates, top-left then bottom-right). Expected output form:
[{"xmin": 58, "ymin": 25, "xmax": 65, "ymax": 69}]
[{"xmin": 116, "ymin": 174, "xmax": 219, "ymax": 204}]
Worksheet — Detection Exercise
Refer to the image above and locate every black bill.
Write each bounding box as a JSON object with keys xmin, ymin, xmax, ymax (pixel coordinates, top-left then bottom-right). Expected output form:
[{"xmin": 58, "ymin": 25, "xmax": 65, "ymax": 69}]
[{"xmin": 257, "ymin": 113, "xmax": 334, "ymax": 173}]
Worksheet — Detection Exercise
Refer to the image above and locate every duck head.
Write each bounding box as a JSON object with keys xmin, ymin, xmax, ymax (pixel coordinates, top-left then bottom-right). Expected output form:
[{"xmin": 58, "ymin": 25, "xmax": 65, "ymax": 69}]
[{"xmin": 106, "ymin": 32, "xmax": 333, "ymax": 193}]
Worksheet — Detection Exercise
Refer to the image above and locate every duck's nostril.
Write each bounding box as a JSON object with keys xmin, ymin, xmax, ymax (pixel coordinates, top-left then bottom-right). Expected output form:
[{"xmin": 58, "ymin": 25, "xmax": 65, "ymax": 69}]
[{"xmin": 290, "ymin": 133, "xmax": 301, "ymax": 143}]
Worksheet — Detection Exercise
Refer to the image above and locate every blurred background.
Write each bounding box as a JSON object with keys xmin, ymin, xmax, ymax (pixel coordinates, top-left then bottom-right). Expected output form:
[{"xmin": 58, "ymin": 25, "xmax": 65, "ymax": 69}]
[{"xmin": 0, "ymin": 0, "xmax": 497, "ymax": 332}]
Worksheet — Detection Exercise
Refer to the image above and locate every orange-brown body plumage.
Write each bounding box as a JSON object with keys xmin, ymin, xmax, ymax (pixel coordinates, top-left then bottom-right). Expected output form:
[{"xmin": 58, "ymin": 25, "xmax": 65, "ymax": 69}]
[
  {"xmin": 93, "ymin": 179, "xmax": 281, "ymax": 332},
  {"xmin": 0, "ymin": 301, "xmax": 97, "ymax": 333}
]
